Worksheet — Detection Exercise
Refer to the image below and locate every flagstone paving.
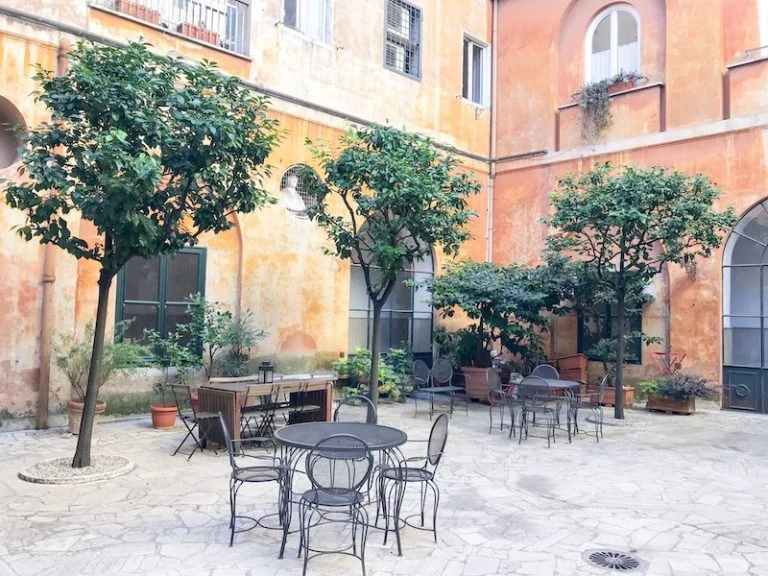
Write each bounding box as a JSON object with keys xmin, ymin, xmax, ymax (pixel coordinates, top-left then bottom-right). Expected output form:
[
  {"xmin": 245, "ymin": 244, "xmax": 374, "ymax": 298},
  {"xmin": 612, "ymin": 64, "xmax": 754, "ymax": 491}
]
[{"xmin": 1, "ymin": 400, "xmax": 768, "ymax": 575}]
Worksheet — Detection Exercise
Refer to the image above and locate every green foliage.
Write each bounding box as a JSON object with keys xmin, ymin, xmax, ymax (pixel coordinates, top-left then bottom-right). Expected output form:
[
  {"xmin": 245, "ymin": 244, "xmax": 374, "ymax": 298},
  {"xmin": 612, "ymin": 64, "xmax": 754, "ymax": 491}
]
[
  {"xmin": 178, "ymin": 293, "xmax": 265, "ymax": 378},
  {"xmin": 428, "ymin": 260, "xmax": 569, "ymax": 369},
  {"xmin": 305, "ymin": 124, "xmax": 480, "ymax": 400},
  {"xmin": 143, "ymin": 329, "xmax": 202, "ymax": 405},
  {"xmin": 575, "ymin": 71, "xmax": 645, "ymax": 141},
  {"xmin": 545, "ymin": 162, "xmax": 735, "ymax": 416},
  {"xmin": 54, "ymin": 322, "xmax": 149, "ymax": 403},
  {"xmin": 333, "ymin": 347, "xmax": 414, "ymax": 401},
  {"xmin": 640, "ymin": 372, "xmax": 716, "ymax": 401}
]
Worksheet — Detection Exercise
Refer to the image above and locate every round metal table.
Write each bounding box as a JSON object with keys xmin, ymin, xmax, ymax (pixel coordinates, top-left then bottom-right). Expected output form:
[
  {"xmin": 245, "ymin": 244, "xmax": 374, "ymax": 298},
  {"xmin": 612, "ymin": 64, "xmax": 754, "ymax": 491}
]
[
  {"xmin": 519, "ymin": 376, "xmax": 581, "ymax": 393},
  {"xmin": 274, "ymin": 421, "xmax": 408, "ymax": 451}
]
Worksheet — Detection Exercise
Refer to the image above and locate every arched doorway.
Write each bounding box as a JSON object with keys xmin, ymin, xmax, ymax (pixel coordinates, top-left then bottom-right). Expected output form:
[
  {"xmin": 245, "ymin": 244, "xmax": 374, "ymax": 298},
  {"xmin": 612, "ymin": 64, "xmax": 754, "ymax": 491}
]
[{"xmin": 722, "ymin": 201, "xmax": 768, "ymax": 411}]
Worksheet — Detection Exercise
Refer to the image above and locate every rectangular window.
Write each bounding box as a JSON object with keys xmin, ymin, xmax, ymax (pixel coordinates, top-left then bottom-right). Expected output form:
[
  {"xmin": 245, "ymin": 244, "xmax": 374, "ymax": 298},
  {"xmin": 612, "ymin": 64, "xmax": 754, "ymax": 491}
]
[
  {"xmin": 384, "ymin": 0, "xmax": 422, "ymax": 79},
  {"xmin": 462, "ymin": 37, "xmax": 489, "ymax": 105},
  {"xmin": 577, "ymin": 303, "xmax": 643, "ymax": 364},
  {"xmin": 283, "ymin": 0, "xmax": 332, "ymax": 43},
  {"xmin": 116, "ymin": 249, "xmax": 206, "ymax": 342}
]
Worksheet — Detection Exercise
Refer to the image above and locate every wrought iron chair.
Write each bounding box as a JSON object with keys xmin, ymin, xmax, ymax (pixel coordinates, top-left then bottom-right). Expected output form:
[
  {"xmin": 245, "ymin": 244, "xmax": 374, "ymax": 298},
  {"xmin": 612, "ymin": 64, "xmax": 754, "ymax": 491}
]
[
  {"xmin": 427, "ymin": 358, "xmax": 468, "ymax": 419},
  {"xmin": 298, "ymin": 434, "xmax": 374, "ymax": 576},
  {"xmin": 531, "ymin": 363, "xmax": 560, "ymax": 379},
  {"xmin": 240, "ymin": 383, "xmax": 280, "ymax": 441},
  {"xmin": 487, "ymin": 368, "xmax": 522, "ymax": 437},
  {"xmin": 169, "ymin": 384, "xmax": 218, "ymax": 460},
  {"xmin": 567, "ymin": 374, "xmax": 609, "ymax": 443},
  {"xmin": 517, "ymin": 376, "xmax": 558, "ymax": 448},
  {"xmin": 377, "ymin": 413, "xmax": 449, "ymax": 556},
  {"xmin": 288, "ymin": 381, "xmax": 323, "ymax": 424},
  {"xmin": 334, "ymin": 394, "xmax": 378, "ymax": 424},
  {"xmin": 412, "ymin": 359, "xmax": 431, "ymax": 416},
  {"xmin": 219, "ymin": 413, "xmax": 289, "ymax": 547}
]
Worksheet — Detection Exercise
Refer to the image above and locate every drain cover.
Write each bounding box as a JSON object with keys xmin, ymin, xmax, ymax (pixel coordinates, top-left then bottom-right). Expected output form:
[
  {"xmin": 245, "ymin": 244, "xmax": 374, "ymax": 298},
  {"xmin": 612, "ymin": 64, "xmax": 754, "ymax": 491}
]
[{"xmin": 584, "ymin": 550, "xmax": 643, "ymax": 571}]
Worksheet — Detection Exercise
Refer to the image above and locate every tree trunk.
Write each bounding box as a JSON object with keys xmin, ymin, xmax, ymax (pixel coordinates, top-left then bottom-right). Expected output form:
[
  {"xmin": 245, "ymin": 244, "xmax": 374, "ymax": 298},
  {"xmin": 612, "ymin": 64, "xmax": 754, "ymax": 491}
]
[
  {"xmin": 613, "ymin": 289, "xmax": 626, "ymax": 420},
  {"xmin": 368, "ymin": 301, "xmax": 384, "ymax": 406},
  {"xmin": 72, "ymin": 268, "xmax": 114, "ymax": 468}
]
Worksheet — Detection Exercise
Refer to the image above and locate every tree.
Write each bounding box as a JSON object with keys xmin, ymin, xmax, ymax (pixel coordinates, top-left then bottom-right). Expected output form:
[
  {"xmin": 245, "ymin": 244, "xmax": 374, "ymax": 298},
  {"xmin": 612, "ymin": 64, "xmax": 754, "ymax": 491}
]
[
  {"xmin": 3, "ymin": 41, "xmax": 280, "ymax": 467},
  {"xmin": 545, "ymin": 162, "xmax": 735, "ymax": 418},
  {"xmin": 306, "ymin": 124, "xmax": 480, "ymax": 403}
]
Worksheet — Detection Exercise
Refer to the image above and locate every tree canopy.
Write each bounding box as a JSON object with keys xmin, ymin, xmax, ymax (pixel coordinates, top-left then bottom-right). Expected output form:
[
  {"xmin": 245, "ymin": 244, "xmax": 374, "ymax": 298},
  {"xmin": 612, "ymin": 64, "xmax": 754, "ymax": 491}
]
[
  {"xmin": 306, "ymin": 124, "xmax": 480, "ymax": 400},
  {"xmin": 4, "ymin": 40, "xmax": 281, "ymax": 466}
]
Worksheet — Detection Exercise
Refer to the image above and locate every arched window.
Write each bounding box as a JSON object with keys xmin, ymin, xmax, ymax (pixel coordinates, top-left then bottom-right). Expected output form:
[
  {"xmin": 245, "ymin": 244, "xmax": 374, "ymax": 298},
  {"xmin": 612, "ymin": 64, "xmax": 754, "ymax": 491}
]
[
  {"xmin": 586, "ymin": 6, "xmax": 640, "ymax": 82},
  {"xmin": 0, "ymin": 96, "xmax": 26, "ymax": 170},
  {"xmin": 348, "ymin": 252, "xmax": 434, "ymax": 361},
  {"xmin": 279, "ymin": 164, "xmax": 321, "ymax": 219}
]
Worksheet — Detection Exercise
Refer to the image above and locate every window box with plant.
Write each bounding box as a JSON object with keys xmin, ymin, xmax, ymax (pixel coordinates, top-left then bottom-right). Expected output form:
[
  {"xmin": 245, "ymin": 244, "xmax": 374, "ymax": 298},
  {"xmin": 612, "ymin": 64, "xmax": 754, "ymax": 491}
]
[
  {"xmin": 640, "ymin": 372, "xmax": 716, "ymax": 415},
  {"xmin": 177, "ymin": 21, "xmax": 220, "ymax": 46},
  {"xmin": 573, "ymin": 71, "xmax": 647, "ymax": 142}
]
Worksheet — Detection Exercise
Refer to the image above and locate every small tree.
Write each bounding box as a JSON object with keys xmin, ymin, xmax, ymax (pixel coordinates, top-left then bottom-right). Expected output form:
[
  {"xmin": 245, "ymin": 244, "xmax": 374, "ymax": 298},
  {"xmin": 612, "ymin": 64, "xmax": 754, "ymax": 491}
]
[
  {"xmin": 545, "ymin": 163, "xmax": 735, "ymax": 418},
  {"xmin": 306, "ymin": 124, "xmax": 480, "ymax": 403},
  {"xmin": 4, "ymin": 41, "xmax": 280, "ymax": 467}
]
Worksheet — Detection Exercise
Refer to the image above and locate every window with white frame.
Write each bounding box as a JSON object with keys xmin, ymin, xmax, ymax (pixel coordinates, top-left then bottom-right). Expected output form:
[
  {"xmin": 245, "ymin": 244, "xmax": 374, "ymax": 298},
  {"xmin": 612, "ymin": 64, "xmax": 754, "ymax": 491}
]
[
  {"xmin": 462, "ymin": 37, "xmax": 489, "ymax": 105},
  {"xmin": 283, "ymin": 0, "xmax": 332, "ymax": 44},
  {"xmin": 384, "ymin": 0, "xmax": 422, "ymax": 79},
  {"xmin": 586, "ymin": 6, "xmax": 639, "ymax": 82}
]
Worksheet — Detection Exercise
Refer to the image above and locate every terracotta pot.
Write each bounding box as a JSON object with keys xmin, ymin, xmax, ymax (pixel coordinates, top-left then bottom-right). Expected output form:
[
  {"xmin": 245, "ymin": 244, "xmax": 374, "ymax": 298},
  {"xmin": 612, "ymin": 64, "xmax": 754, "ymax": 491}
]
[
  {"xmin": 557, "ymin": 353, "xmax": 588, "ymax": 371},
  {"xmin": 150, "ymin": 403, "xmax": 178, "ymax": 428},
  {"xmin": 599, "ymin": 386, "xmax": 635, "ymax": 407},
  {"xmin": 646, "ymin": 394, "xmax": 695, "ymax": 415},
  {"xmin": 462, "ymin": 366, "xmax": 491, "ymax": 402},
  {"xmin": 67, "ymin": 400, "xmax": 107, "ymax": 435}
]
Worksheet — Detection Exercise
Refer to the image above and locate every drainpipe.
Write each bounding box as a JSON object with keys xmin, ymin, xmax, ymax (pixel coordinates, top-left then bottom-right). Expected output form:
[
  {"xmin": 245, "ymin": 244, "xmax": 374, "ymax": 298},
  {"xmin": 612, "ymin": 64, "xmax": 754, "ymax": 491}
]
[
  {"xmin": 661, "ymin": 261, "xmax": 671, "ymax": 362},
  {"xmin": 486, "ymin": 0, "xmax": 499, "ymax": 263},
  {"xmin": 36, "ymin": 39, "xmax": 69, "ymax": 429}
]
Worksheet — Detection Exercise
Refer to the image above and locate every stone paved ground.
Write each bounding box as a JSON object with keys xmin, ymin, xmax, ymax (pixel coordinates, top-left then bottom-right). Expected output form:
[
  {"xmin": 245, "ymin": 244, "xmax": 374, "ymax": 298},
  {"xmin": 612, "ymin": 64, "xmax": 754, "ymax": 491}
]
[{"xmin": 2, "ymin": 400, "xmax": 768, "ymax": 576}]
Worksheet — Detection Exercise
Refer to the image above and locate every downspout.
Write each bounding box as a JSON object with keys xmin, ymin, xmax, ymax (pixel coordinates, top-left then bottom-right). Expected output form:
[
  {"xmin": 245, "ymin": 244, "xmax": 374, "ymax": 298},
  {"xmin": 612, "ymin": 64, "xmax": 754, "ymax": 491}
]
[
  {"xmin": 36, "ymin": 39, "xmax": 69, "ymax": 429},
  {"xmin": 486, "ymin": 0, "xmax": 498, "ymax": 263},
  {"xmin": 661, "ymin": 261, "xmax": 671, "ymax": 362}
]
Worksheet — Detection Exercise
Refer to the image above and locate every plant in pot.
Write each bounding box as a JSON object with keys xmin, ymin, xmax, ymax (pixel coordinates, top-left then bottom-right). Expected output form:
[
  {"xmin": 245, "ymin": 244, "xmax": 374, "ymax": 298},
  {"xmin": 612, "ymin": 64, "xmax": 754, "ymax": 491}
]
[
  {"xmin": 144, "ymin": 329, "xmax": 202, "ymax": 428},
  {"xmin": 428, "ymin": 260, "xmax": 566, "ymax": 402},
  {"xmin": 54, "ymin": 322, "xmax": 148, "ymax": 434},
  {"xmin": 641, "ymin": 372, "xmax": 716, "ymax": 415}
]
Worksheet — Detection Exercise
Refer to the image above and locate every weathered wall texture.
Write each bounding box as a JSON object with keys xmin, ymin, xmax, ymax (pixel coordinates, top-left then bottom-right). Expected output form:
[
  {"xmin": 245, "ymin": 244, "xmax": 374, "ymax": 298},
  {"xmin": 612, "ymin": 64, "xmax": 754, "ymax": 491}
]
[{"xmin": 0, "ymin": 0, "xmax": 492, "ymax": 427}]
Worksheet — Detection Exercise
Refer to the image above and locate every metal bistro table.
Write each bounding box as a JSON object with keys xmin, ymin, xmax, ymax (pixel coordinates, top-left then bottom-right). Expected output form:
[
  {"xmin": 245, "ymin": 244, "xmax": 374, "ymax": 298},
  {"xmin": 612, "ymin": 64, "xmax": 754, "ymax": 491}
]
[
  {"xmin": 519, "ymin": 377, "xmax": 582, "ymax": 394},
  {"xmin": 273, "ymin": 422, "xmax": 408, "ymax": 558}
]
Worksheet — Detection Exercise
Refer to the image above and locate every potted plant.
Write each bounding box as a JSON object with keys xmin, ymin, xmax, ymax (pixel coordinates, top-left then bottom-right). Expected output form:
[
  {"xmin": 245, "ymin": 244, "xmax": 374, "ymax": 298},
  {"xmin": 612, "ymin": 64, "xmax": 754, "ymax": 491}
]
[
  {"xmin": 333, "ymin": 347, "xmax": 414, "ymax": 402},
  {"xmin": 144, "ymin": 329, "xmax": 202, "ymax": 428},
  {"xmin": 573, "ymin": 71, "xmax": 647, "ymax": 141},
  {"xmin": 641, "ymin": 372, "xmax": 716, "ymax": 414},
  {"xmin": 55, "ymin": 322, "xmax": 148, "ymax": 434}
]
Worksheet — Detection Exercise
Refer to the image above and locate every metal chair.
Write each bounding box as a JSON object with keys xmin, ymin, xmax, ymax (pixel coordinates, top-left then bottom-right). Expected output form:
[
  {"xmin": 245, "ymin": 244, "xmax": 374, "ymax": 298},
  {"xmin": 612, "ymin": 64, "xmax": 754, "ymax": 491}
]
[
  {"xmin": 298, "ymin": 434, "xmax": 374, "ymax": 576},
  {"xmin": 334, "ymin": 394, "xmax": 378, "ymax": 424},
  {"xmin": 531, "ymin": 363, "xmax": 559, "ymax": 379},
  {"xmin": 487, "ymin": 368, "xmax": 522, "ymax": 437},
  {"xmin": 240, "ymin": 383, "xmax": 280, "ymax": 441},
  {"xmin": 377, "ymin": 413, "xmax": 449, "ymax": 556},
  {"xmin": 567, "ymin": 374, "xmax": 609, "ymax": 442},
  {"xmin": 412, "ymin": 359, "xmax": 431, "ymax": 416},
  {"xmin": 219, "ymin": 413, "xmax": 289, "ymax": 547},
  {"xmin": 169, "ymin": 384, "xmax": 218, "ymax": 460},
  {"xmin": 288, "ymin": 381, "xmax": 323, "ymax": 424},
  {"xmin": 517, "ymin": 376, "xmax": 558, "ymax": 448},
  {"xmin": 427, "ymin": 358, "xmax": 468, "ymax": 419}
]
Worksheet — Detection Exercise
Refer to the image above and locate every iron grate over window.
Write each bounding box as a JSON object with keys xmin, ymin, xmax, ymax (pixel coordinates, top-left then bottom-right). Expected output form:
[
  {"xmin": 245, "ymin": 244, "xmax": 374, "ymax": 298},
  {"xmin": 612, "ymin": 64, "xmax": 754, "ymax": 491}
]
[
  {"xmin": 279, "ymin": 164, "xmax": 321, "ymax": 219},
  {"xmin": 384, "ymin": 0, "xmax": 421, "ymax": 79}
]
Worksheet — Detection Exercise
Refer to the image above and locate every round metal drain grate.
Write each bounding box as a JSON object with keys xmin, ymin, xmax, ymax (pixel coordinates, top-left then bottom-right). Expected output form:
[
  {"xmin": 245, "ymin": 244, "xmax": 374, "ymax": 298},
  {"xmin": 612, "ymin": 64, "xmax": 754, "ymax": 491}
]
[{"xmin": 585, "ymin": 550, "xmax": 642, "ymax": 571}]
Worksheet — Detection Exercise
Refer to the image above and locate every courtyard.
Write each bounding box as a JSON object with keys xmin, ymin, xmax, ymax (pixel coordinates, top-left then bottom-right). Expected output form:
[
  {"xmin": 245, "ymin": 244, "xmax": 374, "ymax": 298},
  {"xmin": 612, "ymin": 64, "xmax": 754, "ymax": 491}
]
[{"xmin": 1, "ymin": 400, "xmax": 767, "ymax": 576}]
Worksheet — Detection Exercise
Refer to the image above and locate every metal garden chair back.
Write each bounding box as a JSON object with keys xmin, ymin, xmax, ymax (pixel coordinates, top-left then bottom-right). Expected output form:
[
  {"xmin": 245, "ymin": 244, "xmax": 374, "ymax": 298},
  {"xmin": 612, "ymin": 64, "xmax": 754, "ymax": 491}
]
[
  {"xmin": 431, "ymin": 358, "xmax": 453, "ymax": 386},
  {"xmin": 289, "ymin": 381, "xmax": 323, "ymax": 424},
  {"xmin": 413, "ymin": 359, "xmax": 430, "ymax": 390},
  {"xmin": 240, "ymin": 383, "xmax": 280, "ymax": 440},
  {"xmin": 517, "ymin": 376, "xmax": 558, "ymax": 447},
  {"xmin": 333, "ymin": 394, "xmax": 378, "ymax": 424},
  {"xmin": 531, "ymin": 363, "xmax": 559, "ymax": 379},
  {"xmin": 169, "ymin": 384, "xmax": 218, "ymax": 460}
]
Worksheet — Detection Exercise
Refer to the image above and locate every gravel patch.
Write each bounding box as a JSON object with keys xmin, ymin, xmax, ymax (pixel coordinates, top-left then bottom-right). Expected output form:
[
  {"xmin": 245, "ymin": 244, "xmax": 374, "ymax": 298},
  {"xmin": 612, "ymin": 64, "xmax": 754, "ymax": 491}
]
[{"xmin": 18, "ymin": 455, "xmax": 134, "ymax": 485}]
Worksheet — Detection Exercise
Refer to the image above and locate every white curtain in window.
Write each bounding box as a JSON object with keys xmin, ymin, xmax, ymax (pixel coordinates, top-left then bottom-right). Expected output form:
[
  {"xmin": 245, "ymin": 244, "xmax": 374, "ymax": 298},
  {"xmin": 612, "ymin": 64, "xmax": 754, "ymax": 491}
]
[
  {"xmin": 617, "ymin": 42, "xmax": 640, "ymax": 75},
  {"xmin": 591, "ymin": 50, "xmax": 611, "ymax": 82},
  {"xmin": 301, "ymin": 0, "xmax": 330, "ymax": 43}
]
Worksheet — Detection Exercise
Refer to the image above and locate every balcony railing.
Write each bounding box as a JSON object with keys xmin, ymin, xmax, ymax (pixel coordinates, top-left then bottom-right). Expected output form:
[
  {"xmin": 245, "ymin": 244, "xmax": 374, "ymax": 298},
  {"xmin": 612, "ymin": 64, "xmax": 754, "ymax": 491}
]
[{"xmin": 92, "ymin": 0, "xmax": 250, "ymax": 56}]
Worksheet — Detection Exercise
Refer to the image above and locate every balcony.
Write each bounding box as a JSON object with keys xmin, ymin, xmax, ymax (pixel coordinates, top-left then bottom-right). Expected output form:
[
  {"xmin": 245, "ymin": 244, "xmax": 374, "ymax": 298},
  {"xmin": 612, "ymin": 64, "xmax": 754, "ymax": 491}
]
[{"xmin": 91, "ymin": 0, "xmax": 250, "ymax": 56}]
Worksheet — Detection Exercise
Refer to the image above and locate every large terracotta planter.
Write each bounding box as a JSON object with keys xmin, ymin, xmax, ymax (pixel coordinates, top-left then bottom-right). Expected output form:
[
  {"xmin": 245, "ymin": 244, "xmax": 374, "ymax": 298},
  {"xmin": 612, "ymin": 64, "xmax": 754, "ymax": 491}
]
[
  {"xmin": 556, "ymin": 353, "xmax": 589, "ymax": 383},
  {"xmin": 646, "ymin": 394, "xmax": 695, "ymax": 415},
  {"xmin": 67, "ymin": 400, "xmax": 107, "ymax": 435},
  {"xmin": 150, "ymin": 404, "xmax": 177, "ymax": 428},
  {"xmin": 462, "ymin": 366, "xmax": 491, "ymax": 402},
  {"xmin": 599, "ymin": 386, "xmax": 635, "ymax": 408}
]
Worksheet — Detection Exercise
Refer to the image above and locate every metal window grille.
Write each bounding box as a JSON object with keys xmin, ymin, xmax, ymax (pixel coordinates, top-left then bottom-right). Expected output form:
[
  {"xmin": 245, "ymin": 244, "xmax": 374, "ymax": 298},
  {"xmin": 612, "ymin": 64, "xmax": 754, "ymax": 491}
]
[
  {"xmin": 384, "ymin": 0, "xmax": 421, "ymax": 79},
  {"xmin": 279, "ymin": 164, "xmax": 320, "ymax": 220}
]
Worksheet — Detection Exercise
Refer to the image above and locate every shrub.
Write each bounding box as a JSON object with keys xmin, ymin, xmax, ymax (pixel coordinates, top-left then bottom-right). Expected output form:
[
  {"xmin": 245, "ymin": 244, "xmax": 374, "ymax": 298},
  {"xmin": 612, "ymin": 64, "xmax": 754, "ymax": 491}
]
[
  {"xmin": 640, "ymin": 372, "xmax": 716, "ymax": 402},
  {"xmin": 334, "ymin": 347, "xmax": 414, "ymax": 401}
]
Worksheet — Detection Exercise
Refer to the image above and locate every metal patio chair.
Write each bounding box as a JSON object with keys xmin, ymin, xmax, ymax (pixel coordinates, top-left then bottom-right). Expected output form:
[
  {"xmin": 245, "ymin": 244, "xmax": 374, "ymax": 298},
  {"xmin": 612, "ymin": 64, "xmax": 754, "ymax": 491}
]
[
  {"xmin": 567, "ymin": 374, "xmax": 609, "ymax": 443},
  {"xmin": 487, "ymin": 367, "xmax": 522, "ymax": 437},
  {"xmin": 334, "ymin": 394, "xmax": 378, "ymax": 424},
  {"xmin": 412, "ymin": 359, "xmax": 431, "ymax": 416},
  {"xmin": 531, "ymin": 363, "xmax": 559, "ymax": 379},
  {"xmin": 169, "ymin": 384, "xmax": 218, "ymax": 460},
  {"xmin": 426, "ymin": 358, "xmax": 468, "ymax": 419},
  {"xmin": 517, "ymin": 376, "xmax": 558, "ymax": 448}
]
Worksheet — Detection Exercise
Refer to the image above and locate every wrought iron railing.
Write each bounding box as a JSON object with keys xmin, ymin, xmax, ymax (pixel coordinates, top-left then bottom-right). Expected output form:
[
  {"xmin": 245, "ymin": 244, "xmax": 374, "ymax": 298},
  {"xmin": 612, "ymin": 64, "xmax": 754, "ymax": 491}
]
[{"xmin": 92, "ymin": 0, "xmax": 250, "ymax": 56}]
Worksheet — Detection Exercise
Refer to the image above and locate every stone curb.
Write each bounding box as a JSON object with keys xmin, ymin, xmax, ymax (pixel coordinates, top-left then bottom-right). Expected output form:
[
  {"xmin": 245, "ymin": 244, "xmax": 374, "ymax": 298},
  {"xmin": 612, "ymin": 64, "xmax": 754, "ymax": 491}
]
[{"xmin": 18, "ymin": 455, "xmax": 135, "ymax": 485}]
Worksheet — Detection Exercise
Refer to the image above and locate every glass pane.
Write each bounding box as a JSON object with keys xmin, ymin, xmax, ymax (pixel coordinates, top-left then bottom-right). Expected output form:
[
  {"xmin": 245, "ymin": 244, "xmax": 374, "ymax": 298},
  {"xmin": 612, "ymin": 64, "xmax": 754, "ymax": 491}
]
[
  {"xmin": 738, "ymin": 204, "xmax": 768, "ymax": 243},
  {"xmin": 413, "ymin": 318, "xmax": 432, "ymax": 353},
  {"xmin": 349, "ymin": 266, "xmax": 370, "ymax": 310},
  {"xmin": 728, "ymin": 267, "xmax": 761, "ymax": 316},
  {"xmin": 283, "ymin": 0, "xmax": 297, "ymax": 27},
  {"xmin": 377, "ymin": 312, "xmax": 392, "ymax": 351},
  {"xmin": 617, "ymin": 10, "xmax": 638, "ymax": 45},
  {"xmin": 724, "ymin": 234, "xmax": 765, "ymax": 265},
  {"xmin": 123, "ymin": 303, "xmax": 158, "ymax": 340},
  {"xmin": 166, "ymin": 252, "xmax": 201, "ymax": 302},
  {"xmin": 723, "ymin": 317, "xmax": 761, "ymax": 367},
  {"xmin": 124, "ymin": 257, "xmax": 160, "ymax": 301},
  {"xmin": 413, "ymin": 252, "xmax": 433, "ymax": 273},
  {"xmin": 413, "ymin": 272, "xmax": 432, "ymax": 313},
  {"xmin": 390, "ymin": 312, "xmax": 410, "ymax": 350},
  {"xmin": 472, "ymin": 43, "xmax": 483, "ymax": 102},
  {"xmin": 385, "ymin": 273, "xmax": 412, "ymax": 311},
  {"xmin": 462, "ymin": 39, "xmax": 469, "ymax": 99},
  {"xmin": 592, "ymin": 14, "xmax": 610, "ymax": 54},
  {"xmin": 348, "ymin": 316, "xmax": 369, "ymax": 352}
]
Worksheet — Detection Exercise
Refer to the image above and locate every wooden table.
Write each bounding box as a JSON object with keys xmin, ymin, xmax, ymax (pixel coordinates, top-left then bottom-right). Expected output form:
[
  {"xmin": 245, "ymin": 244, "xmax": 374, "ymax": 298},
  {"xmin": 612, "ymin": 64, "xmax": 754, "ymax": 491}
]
[{"xmin": 198, "ymin": 374, "xmax": 336, "ymax": 444}]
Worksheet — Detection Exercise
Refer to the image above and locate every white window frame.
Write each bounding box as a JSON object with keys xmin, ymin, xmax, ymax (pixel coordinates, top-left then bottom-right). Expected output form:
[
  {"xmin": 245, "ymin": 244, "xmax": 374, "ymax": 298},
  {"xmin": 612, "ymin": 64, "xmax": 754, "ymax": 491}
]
[
  {"xmin": 283, "ymin": 0, "xmax": 333, "ymax": 44},
  {"xmin": 584, "ymin": 4, "xmax": 641, "ymax": 82},
  {"xmin": 462, "ymin": 35, "xmax": 490, "ymax": 106},
  {"xmin": 383, "ymin": 0, "xmax": 422, "ymax": 79}
]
